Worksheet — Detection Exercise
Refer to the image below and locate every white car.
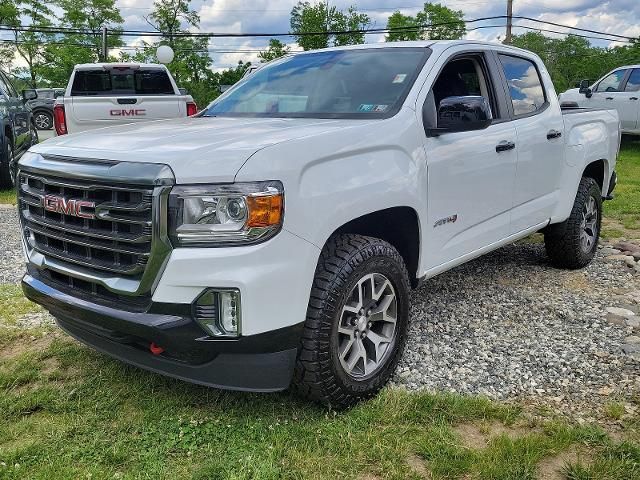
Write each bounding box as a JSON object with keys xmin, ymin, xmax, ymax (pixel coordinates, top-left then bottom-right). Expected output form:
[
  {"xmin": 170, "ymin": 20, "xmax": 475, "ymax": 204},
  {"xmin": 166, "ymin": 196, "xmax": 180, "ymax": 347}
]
[
  {"xmin": 53, "ymin": 63, "xmax": 197, "ymax": 135},
  {"xmin": 19, "ymin": 41, "xmax": 620, "ymax": 408},
  {"xmin": 559, "ymin": 65, "xmax": 640, "ymax": 135}
]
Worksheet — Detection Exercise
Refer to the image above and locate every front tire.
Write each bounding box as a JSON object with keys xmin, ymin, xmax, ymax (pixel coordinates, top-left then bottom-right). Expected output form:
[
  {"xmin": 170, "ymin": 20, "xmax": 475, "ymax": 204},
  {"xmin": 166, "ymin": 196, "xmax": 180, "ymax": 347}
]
[
  {"xmin": 544, "ymin": 177, "xmax": 602, "ymax": 269},
  {"xmin": 293, "ymin": 234, "xmax": 410, "ymax": 409},
  {"xmin": 0, "ymin": 138, "xmax": 15, "ymax": 189}
]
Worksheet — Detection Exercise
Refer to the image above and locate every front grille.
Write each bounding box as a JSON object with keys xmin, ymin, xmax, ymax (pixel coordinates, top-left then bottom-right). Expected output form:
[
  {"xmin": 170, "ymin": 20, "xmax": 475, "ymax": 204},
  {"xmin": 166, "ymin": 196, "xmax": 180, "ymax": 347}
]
[{"xmin": 19, "ymin": 171, "xmax": 154, "ymax": 278}]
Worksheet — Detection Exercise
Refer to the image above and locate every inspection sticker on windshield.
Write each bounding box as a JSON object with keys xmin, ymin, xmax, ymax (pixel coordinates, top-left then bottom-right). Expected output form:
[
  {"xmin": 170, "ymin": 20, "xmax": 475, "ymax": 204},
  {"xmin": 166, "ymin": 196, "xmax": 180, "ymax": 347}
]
[
  {"xmin": 373, "ymin": 105, "xmax": 388, "ymax": 112},
  {"xmin": 359, "ymin": 104, "xmax": 374, "ymax": 112},
  {"xmin": 392, "ymin": 74, "xmax": 407, "ymax": 83}
]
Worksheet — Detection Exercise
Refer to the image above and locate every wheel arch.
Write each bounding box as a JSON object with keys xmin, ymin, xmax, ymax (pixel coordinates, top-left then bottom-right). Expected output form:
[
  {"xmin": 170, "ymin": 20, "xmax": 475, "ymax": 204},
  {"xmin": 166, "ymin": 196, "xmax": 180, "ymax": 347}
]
[
  {"xmin": 328, "ymin": 206, "xmax": 421, "ymax": 288},
  {"xmin": 582, "ymin": 158, "xmax": 607, "ymax": 194}
]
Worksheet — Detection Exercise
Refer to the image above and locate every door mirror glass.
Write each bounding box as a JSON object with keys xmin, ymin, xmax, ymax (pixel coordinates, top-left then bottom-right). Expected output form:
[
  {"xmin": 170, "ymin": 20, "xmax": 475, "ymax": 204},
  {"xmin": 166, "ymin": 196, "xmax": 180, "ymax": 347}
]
[
  {"xmin": 428, "ymin": 96, "xmax": 492, "ymax": 136},
  {"xmin": 22, "ymin": 89, "xmax": 37, "ymax": 102},
  {"xmin": 578, "ymin": 79, "xmax": 592, "ymax": 96}
]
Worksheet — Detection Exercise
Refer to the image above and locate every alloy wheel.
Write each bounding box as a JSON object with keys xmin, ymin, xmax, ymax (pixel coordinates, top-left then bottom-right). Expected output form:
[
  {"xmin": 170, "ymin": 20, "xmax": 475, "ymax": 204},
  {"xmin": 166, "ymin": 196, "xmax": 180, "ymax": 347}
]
[
  {"xmin": 34, "ymin": 113, "xmax": 51, "ymax": 130},
  {"xmin": 337, "ymin": 273, "xmax": 398, "ymax": 379},
  {"xmin": 580, "ymin": 195, "xmax": 598, "ymax": 253}
]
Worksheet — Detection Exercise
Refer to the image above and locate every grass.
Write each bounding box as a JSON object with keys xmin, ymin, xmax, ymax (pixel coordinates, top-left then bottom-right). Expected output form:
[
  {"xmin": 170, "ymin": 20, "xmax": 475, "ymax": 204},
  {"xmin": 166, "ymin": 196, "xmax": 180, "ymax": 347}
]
[
  {"xmin": 0, "ymin": 281, "xmax": 639, "ymax": 479},
  {"xmin": 0, "ymin": 189, "xmax": 16, "ymax": 206}
]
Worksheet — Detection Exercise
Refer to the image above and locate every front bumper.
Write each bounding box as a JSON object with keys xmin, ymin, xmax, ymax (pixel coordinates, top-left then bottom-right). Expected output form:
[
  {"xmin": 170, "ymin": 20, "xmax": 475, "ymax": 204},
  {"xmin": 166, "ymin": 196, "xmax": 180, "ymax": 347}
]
[{"xmin": 22, "ymin": 274, "xmax": 303, "ymax": 392}]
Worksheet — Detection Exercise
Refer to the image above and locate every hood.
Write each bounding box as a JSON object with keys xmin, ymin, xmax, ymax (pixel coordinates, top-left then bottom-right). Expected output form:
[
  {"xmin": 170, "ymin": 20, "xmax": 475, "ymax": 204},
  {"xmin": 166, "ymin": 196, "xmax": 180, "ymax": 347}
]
[
  {"xmin": 31, "ymin": 116, "xmax": 372, "ymax": 183},
  {"xmin": 559, "ymin": 88, "xmax": 580, "ymax": 99}
]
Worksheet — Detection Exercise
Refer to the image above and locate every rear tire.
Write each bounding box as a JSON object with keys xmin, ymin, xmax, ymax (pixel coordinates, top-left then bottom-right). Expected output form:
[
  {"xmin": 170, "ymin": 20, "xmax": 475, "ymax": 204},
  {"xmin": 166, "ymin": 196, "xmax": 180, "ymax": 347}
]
[
  {"xmin": 34, "ymin": 111, "xmax": 53, "ymax": 130},
  {"xmin": 0, "ymin": 138, "xmax": 15, "ymax": 189},
  {"xmin": 292, "ymin": 234, "xmax": 410, "ymax": 409},
  {"xmin": 544, "ymin": 177, "xmax": 602, "ymax": 269}
]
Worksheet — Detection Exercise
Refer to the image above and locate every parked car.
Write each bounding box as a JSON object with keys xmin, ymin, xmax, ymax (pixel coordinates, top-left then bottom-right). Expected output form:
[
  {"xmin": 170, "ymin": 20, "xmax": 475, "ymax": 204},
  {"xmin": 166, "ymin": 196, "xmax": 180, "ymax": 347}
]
[
  {"xmin": 559, "ymin": 65, "xmax": 640, "ymax": 135},
  {"xmin": 27, "ymin": 88, "xmax": 65, "ymax": 130},
  {"xmin": 0, "ymin": 69, "xmax": 38, "ymax": 188},
  {"xmin": 19, "ymin": 41, "xmax": 620, "ymax": 408},
  {"xmin": 53, "ymin": 63, "xmax": 197, "ymax": 135}
]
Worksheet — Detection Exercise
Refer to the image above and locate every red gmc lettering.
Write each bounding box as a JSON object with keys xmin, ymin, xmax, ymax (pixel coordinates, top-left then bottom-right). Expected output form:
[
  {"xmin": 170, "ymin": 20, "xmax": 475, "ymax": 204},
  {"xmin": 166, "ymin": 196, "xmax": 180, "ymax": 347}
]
[
  {"xmin": 109, "ymin": 109, "xmax": 147, "ymax": 117},
  {"xmin": 43, "ymin": 195, "xmax": 96, "ymax": 219}
]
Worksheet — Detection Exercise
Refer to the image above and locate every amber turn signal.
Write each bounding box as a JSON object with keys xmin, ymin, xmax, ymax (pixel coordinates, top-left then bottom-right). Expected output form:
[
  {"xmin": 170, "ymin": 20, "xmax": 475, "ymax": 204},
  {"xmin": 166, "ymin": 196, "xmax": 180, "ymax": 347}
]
[{"xmin": 247, "ymin": 194, "xmax": 283, "ymax": 227}]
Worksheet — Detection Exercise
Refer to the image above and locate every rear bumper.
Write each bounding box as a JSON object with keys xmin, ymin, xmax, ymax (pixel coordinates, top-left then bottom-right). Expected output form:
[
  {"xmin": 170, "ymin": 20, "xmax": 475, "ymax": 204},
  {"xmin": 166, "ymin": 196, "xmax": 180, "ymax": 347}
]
[{"xmin": 22, "ymin": 274, "xmax": 301, "ymax": 392}]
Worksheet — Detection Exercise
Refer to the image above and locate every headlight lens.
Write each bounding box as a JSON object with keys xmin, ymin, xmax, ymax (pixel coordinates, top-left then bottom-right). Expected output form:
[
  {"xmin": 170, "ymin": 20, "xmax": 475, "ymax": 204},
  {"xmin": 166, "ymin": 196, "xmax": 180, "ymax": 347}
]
[{"xmin": 168, "ymin": 181, "xmax": 284, "ymax": 246}]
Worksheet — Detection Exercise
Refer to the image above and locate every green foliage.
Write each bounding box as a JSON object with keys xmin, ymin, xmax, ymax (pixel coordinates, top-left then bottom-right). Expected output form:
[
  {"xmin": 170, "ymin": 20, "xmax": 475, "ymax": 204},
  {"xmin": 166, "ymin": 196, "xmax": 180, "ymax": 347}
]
[
  {"xmin": 386, "ymin": 2, "xmax": 466, "ymax": 42},
  {"xmin": 258, "ymin": 39, "xmax": 291, "ymax": 63},
  {"xmin": 290, "ymin": 1, "xmax": 370, "ymax": 51}
]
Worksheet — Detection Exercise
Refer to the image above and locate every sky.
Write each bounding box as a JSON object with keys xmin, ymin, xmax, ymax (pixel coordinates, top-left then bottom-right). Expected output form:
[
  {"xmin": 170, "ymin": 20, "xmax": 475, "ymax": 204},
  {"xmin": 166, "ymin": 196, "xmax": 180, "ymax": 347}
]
[{"xmin": 6, "ymin": 0, "xmax": 640, "ymax": 72}]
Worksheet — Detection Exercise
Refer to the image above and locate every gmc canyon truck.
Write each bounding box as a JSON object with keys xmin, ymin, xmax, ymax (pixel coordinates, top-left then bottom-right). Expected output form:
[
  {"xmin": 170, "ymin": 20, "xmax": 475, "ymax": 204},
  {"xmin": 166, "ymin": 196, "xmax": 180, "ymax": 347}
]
[
  {"xmin": 19, "ymin": 41, "xmax": 620, "ymax": 408},
  {"xmin": 53, "ymin": 63, "xmax": 197, "ymax": 135}
]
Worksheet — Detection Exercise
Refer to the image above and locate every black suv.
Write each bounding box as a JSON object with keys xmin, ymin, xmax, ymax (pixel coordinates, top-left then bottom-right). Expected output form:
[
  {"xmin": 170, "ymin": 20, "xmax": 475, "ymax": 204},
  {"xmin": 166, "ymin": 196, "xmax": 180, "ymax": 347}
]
[
  {"xmin": 0, "ymin": 70, "xmax": 39, "ymax": 188},
  {"xmin": 28, "ymin": 88, "xmax": 64, "ymax": 130}
]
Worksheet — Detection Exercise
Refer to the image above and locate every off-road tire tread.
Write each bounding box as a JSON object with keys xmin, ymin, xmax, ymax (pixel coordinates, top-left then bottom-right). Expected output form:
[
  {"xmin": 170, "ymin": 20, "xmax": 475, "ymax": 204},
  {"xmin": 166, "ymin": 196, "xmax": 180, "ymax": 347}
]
[
  {"xmin": 292, "ymin": 234, "xmax": 410, "ymax": 409},
  {"xmin": 544, "ymin": 177, "xmax": 602, "ymax": 269}
]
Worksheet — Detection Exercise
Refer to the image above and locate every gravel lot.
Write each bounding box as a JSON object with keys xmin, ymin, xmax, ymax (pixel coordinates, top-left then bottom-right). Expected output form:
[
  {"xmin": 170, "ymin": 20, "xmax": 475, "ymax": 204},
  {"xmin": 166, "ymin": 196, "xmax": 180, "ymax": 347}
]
[{"xmin": 2, "ymin": 205, "xmax": 639, "ymax": 413}]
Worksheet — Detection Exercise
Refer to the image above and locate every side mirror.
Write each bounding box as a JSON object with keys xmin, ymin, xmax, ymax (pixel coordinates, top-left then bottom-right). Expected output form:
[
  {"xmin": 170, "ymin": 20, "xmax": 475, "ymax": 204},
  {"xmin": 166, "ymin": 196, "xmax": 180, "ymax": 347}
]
[
  {"xmin": 427, "ymin": 96, "xmax": 492, "ymax": 137},
  {"xmin": 578, "ymin": 80, "xmax": 592, "ymax": 97},
  {"xmin": 22, "ymin": 89, "xmax": 37, "ymax": 102}
]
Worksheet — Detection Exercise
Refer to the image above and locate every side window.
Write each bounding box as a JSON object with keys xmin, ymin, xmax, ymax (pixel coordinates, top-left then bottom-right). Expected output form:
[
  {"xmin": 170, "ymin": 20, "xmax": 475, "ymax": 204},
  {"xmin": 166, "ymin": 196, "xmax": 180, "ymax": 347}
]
[
  {"xmin": 625, "ymin": 69, "xmax": 640, "ymax": 92},
  {"xmin": 595, "ymin": 70, "xmax": 626, "ymax": 92},
  {"xmin": 431, "ymin": 56, "xmax": 496, "ymax": 115},
  {"xmin": 498, "ymin": 54, "xmax": 546, "ymax": 116}
]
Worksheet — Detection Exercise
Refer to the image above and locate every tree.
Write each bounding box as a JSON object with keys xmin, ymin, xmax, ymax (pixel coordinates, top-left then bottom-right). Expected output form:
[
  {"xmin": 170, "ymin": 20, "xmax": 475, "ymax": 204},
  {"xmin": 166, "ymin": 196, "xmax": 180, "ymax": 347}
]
[
  {"xmin": 386, "ymin": 2, "xmax": 465, "ymax": 42},
  {"xmin": 258, "ymin": 39, "xmax": 291, "ymax": 62},
  {"xmin": 39, "ymin": 0, "xmax": 124, "ymax": 86},
  {"xmin": 290, "ymin": 1, "xmax": 370, "ymax": 51},
  {"xmin": 132, "ymin": 0, "xmax": 217, "ymax": 106},
  {"xmin": 10, "ymin": 0, "xmax": 57, "ymax": 88}
]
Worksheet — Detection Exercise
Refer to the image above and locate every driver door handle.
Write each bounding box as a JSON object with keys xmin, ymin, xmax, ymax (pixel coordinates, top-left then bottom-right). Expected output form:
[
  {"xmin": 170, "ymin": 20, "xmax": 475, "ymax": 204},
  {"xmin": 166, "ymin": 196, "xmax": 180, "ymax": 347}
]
[
  {"xmin": 495, "ymin": 141, "xmax": 516, "ymax": 152},
  {"xmin": 606, "ymin": 97, "xmax": 614, "ymax": 100},
  {"xmin": 547, "ymin": 129, "xmax": 562, "ymax": 140},
  {"xmin": 631, "ymin": 97, "xmax": 639, "ymax": 101}
]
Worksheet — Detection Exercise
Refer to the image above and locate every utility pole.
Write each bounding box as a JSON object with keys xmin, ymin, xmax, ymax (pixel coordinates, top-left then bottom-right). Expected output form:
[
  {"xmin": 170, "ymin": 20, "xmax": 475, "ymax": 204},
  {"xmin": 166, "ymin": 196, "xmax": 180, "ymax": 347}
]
[
  {"xmin": 101, "ymin": 26, "xmax": 108, "ymax": 61},
  {"xmin": 504, "ymin": 0, "xmax": 513, "ymax": 44}
]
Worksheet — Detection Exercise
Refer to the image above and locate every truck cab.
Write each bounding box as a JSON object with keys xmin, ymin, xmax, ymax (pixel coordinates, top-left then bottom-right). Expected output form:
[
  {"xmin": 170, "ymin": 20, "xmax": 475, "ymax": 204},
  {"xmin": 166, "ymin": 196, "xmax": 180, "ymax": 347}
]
[{"xmin": 559, "ymin": 65, "xmax": 640, "ymax": 135}]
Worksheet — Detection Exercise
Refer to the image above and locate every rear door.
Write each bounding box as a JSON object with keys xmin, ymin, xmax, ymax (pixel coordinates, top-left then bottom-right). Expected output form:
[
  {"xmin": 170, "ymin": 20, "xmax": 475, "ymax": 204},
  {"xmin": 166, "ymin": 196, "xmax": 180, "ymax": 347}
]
[
  {"xmin": 0, "ymin": 72, "xmax": 29, "ymax": 150},
  {"xmin": 621, "ymin": 68, "xmax": 640, "ymax": 131},
  {"xmin": 69, "ymin": 67, "xmax": 185, "ymax": 130},
  {"xmin": 495, "ymin": 53, "xmax": 566, "ymax": 234}
]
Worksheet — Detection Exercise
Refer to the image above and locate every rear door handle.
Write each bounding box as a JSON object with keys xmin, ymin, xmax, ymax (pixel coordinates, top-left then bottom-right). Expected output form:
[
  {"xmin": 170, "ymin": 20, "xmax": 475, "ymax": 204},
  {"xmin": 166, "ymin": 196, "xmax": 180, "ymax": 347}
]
[
  {"xmin": 606, "ymin": 97, "xmax": 614, "ymax": 100},
  {"xmin": 495, "ymin": 141, "xmax": 516, "ymax": 152},
  {"xmin": 631, "ymin": 97, "xmax": 639, "ymax": 101},
  {"xmin": 547, "ymin": 129, "xmax": 562, "ymax": 140}
]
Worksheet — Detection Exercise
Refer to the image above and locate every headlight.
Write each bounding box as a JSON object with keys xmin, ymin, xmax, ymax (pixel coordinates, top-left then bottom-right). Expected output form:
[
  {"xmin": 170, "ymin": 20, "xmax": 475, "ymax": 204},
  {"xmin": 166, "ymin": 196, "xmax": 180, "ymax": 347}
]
[{"xmin": 168, "ymin": 181, "xmax": 284, "ymax": 246}]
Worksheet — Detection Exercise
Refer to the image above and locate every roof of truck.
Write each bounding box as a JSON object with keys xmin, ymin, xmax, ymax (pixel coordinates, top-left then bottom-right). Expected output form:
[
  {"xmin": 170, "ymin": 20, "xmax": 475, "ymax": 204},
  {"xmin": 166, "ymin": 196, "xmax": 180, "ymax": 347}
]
[
  {"xmin": 289, "ymin": 40, "xmax": 537, "ymax": 57},
  {"xmin": 73, "ymin": 63, "xmax": 168, "ymax": 70}
]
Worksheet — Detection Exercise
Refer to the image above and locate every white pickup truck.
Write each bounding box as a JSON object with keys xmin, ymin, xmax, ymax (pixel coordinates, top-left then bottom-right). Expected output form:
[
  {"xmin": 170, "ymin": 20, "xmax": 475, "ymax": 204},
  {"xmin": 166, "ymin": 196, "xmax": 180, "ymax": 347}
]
[
  {"xmin": 53, "ymin": 63, "xmax": 197, "ymax": 135},
  {"xmin": 19, "ymin": 41, "xmax": 620, "ymax": 408},
  {"xmin": 559, "ymin": 65, "xmax": 640, "ymax": 135}
]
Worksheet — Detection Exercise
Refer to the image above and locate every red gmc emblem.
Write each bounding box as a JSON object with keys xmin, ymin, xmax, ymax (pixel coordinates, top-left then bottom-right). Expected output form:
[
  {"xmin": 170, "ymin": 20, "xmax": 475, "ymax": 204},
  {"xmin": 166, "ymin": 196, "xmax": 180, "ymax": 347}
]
[
  {"xmin": 110, "ymin": 109, "xmax": 147, "ymax": 116},
  {"xmin": 43, "ymin": 195, "xmax": 95, "ymax": 219}
]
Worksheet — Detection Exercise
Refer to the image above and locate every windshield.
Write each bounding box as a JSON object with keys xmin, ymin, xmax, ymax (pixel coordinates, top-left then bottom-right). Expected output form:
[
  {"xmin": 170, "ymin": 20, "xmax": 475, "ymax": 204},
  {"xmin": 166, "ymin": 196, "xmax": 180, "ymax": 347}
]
[{"xmin": 202, "ymin": 47, "xmax": 430, "ymax": 119}]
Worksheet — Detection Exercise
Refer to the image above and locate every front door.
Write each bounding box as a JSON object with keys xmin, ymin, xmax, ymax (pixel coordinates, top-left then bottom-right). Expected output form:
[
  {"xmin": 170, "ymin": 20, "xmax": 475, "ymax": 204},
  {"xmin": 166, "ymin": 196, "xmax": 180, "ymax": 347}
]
[{"xmin": 421, "ymin": 52, "xmax": 518, "ymax": 269}]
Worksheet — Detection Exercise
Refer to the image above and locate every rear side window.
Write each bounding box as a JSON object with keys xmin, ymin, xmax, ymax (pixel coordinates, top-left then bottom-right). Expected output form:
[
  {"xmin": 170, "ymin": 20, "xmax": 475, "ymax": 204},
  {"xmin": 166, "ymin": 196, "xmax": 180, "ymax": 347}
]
[
  {"xmin": 594, "ymin": 70, "xmax": 626, "ymax": 93},
  {"xmin": 625, "ymin": 69, "xmax": 640, "ymax": 92},
  {"xmin": 71, "ymin": 69, "xmax": 175, "ymax": 96},
  {"xmin": 498, "ymin": 54, "xmax": 546, "ymax": 116}
]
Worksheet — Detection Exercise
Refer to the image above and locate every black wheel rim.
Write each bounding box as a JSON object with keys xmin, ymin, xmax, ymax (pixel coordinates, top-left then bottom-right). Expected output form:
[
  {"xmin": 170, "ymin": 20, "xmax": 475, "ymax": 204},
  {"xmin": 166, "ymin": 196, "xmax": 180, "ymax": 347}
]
[{"xmin": 7, "ymin": 143, "xmax": 15, "ymax": 188}]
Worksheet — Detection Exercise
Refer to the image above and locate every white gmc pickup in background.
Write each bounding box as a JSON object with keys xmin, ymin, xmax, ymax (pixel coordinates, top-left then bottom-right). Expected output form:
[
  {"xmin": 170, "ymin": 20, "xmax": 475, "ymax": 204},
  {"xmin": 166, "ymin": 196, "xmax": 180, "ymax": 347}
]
[
  {"xmin": 20, "ymin": 41, "xmax": 620, "ymax": 409},
  {"xmin": 53, "ymin": 63, "xmax": 197, "ymax": 135}
]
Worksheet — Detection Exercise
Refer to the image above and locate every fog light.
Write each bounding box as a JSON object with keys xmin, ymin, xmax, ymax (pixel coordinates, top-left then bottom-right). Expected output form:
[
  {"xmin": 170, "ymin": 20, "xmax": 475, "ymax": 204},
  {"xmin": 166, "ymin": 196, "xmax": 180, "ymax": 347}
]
[{"xmin": 194, "ymin": 289, "xmax": 241, "ymax": 337}]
